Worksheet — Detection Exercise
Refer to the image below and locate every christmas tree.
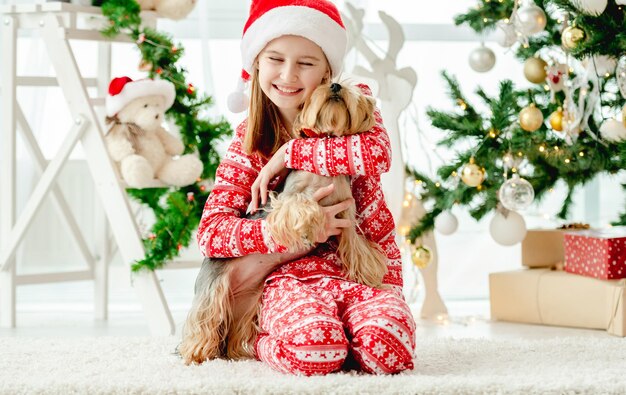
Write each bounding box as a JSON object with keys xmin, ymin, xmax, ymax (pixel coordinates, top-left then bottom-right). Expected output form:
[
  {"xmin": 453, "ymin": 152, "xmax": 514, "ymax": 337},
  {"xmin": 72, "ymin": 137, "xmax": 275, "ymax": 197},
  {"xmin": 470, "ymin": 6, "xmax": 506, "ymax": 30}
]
[
  {"xmin": 408, "ymin": 0, "xmax": 626, "ymax": 246},
  {"xmin": 100, "ymin": 0, "xmax": 232, "ymax": 271}
]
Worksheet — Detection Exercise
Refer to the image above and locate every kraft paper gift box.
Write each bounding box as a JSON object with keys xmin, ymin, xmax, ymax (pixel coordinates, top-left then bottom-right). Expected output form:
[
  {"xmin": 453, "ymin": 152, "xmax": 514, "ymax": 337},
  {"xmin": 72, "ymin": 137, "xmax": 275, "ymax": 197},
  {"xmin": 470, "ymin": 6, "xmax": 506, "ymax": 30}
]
[
  {"xmin": 521, "ymin": 229, "xmax": 568, "ymax": 268},
  {"xmin": 564, "ymin": 228, "xmax": 626, "ymax": 280},
  {"xmin": 489, "ymin": 269, "xmax": 626, "ymax": 336}
]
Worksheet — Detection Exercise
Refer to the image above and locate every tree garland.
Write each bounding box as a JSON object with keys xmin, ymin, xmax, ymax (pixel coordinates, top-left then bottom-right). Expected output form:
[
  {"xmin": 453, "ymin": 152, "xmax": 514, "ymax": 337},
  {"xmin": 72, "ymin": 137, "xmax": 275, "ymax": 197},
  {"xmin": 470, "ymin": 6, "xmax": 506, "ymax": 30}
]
[
  {"xmin": 408, "ymin": 0, "xmax": 626, "ymax": 243},
  {"xmin": 100, "ymin": 0, "xmax": 232, "ymax": 271}
]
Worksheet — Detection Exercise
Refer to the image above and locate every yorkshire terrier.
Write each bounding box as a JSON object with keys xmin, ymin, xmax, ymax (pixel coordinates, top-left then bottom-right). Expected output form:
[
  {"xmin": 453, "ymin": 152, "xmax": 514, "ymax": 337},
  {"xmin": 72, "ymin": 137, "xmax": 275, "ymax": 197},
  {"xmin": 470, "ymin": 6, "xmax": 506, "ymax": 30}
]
[{"xmin": 178, "ymin": 82, "xmax": 389, "ymax": 365}]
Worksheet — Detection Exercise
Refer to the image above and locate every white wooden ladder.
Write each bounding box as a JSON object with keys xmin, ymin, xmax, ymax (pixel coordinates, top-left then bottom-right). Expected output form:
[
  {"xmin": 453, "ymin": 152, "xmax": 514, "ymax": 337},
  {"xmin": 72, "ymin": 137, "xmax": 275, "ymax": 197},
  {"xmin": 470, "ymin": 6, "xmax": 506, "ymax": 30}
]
[{"xmin": 0, "ymin": 2, "xmax": 178, "ymax": 335}]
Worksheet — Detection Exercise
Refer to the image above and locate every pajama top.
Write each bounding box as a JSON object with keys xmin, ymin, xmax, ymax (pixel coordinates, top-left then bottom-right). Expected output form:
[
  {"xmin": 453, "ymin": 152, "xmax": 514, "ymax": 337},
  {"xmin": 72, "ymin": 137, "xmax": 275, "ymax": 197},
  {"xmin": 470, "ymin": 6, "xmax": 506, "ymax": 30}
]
[{"xmin": 196, "ymin": 85, "xmax": 403, "ymax": 290}]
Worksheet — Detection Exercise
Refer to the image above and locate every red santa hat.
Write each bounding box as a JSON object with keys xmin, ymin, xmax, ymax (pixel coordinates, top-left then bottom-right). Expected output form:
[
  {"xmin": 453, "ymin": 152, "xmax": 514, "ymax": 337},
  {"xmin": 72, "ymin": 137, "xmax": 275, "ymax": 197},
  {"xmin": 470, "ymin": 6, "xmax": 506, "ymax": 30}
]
[
  {"xmin": 227, "ymin": 0, "xmax": 347, "ymax": 113},
  {"xmin": 106, "ymin": 77, "xmax": 176, "ymax": 117}
]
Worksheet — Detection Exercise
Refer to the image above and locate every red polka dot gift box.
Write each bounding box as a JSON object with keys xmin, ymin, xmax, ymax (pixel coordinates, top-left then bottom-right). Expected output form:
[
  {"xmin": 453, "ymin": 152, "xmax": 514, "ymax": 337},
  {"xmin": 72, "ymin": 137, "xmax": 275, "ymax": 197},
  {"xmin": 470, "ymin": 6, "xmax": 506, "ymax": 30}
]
[{"xmin": 564, "ymin": 228, "xmax": 626, "ymax": 280}]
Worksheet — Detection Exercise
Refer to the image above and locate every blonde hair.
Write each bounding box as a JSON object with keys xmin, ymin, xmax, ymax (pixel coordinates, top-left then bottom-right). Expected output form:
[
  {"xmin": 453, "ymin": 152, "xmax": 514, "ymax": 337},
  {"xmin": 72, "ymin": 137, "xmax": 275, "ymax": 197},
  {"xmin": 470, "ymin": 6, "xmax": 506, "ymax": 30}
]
[{"xmin": 243, "ymin": 68, "xmax": 286, "ymax": 158}]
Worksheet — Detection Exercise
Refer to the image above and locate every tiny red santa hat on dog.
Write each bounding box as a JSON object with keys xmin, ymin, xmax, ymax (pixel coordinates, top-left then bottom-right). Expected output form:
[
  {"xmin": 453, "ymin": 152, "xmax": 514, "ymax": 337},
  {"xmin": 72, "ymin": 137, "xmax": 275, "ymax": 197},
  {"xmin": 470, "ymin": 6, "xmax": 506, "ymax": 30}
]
[
  {"xmin": 106, "ymin": 76, "xmax": 176, "ymax": 117},
  {"xmin": 227, "ymin": 0, "xmax": 347, "ymax": 113}
]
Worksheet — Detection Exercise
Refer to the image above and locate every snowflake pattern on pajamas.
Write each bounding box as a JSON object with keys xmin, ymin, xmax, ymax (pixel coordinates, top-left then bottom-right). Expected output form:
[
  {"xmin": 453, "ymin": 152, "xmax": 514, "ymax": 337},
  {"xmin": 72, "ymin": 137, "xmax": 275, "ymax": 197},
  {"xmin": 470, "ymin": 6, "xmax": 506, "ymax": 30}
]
[{"xmin": 256, "ymin": 277, "xmax": 416, "ymax": 376}]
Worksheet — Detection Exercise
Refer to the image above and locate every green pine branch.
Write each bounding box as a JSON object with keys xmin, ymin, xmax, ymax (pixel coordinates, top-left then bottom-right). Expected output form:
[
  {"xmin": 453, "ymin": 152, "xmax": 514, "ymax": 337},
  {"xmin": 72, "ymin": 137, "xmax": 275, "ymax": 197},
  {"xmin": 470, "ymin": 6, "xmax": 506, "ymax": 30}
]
[{"xmin": 100, "ymin": 0, "xmax": 232, "ymax": 272}]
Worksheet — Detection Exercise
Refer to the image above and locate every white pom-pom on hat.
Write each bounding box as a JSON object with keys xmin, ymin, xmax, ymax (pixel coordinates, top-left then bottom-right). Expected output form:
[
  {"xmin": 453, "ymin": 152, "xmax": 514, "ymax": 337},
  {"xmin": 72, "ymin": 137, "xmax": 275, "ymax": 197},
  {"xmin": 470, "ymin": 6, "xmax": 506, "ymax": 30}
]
[{"xmin": 227, "ymin": 71, "xmax": 250, "ymax": 113}]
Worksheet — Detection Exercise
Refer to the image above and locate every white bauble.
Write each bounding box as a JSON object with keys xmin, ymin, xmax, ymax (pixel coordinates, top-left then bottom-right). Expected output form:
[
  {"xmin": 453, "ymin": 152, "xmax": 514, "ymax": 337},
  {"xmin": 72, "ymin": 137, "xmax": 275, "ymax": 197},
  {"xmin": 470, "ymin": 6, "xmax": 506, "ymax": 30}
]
[
  {"xmin": 494, "ymin": 20, "xmax": 517, "ymax": 47},
  {"xmin": 599, "ymin": 119, "xmax": 626, "ymax": 143},
  {"xmin": 434, "ymin": 211, "xmax": 459, "ymax": 235},
  {"xmin": 469, "ymin": 46, "xmax": 496, "ymax": 73},
  {"xmin": 617, "ymin": 56, "xmax": 626, "ymax": 99},
  {"xmin": 489, "ymin": 209, "xmax": 527, "ymax": 246},
  {"xmin": 584, "ymin": 55, "xmax": 617, "ymax": 76},
  {"xmin": 516, "ymin": 3, "xmax": 547, "ymax": 35},
  {"xmin": 570, "ymin": 0, "xmax": 608, "ymax": 15}
]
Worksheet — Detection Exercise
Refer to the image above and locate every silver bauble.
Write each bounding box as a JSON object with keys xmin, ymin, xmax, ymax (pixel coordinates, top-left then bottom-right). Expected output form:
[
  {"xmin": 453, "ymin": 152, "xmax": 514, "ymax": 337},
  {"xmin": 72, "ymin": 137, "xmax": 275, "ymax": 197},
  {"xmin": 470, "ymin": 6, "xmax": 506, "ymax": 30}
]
[
  {"xmin": 516, "ymin": 3, "xmax": 547, "ymax": 35},
  {"xmin": 499, "ymin": 174, "xmax": 535, "ymax": 211},
  {"xmin": 469, "ymin": 45, "xmax": 496, "ymax": 73}
]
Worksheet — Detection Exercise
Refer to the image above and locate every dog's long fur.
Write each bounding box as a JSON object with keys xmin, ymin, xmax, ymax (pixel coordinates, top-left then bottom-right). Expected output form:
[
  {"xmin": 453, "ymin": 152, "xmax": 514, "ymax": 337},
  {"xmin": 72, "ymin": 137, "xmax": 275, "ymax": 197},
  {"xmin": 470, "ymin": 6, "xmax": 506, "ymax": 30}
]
[{"xmin": 179, "ymin": 82, "xmax": 388, "ymax": 365}]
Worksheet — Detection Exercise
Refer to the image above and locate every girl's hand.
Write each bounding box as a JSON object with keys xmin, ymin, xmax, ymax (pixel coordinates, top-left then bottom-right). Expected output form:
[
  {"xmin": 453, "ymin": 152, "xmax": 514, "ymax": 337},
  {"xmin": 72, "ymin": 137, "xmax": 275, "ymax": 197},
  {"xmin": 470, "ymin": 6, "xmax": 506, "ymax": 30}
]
[
  {"xmin": 312, "ymin": 183, "xmax": 354, "ymax": 244},
  {"xmin": 250, "ymin": 143, "xmax": 289, "ymax": 213}
]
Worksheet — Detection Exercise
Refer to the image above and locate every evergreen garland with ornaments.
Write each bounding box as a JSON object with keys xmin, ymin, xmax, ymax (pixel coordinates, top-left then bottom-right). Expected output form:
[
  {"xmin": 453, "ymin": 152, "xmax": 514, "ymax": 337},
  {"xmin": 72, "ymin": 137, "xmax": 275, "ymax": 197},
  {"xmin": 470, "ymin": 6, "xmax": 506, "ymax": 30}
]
[
  {"xmin": 100, "ymin": 0, "xmax": 232, "ymax": 271},
  {"xmin": 407, "ymin": 0, "xmax": 626, "ymax": 246}
]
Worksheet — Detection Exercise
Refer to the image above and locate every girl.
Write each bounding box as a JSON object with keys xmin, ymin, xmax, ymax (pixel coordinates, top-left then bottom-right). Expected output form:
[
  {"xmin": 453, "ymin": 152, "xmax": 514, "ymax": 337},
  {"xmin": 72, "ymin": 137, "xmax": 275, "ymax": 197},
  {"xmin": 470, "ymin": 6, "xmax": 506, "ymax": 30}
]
[{"xmin": 195, "ymin": 0, "xmax": 416, "ymax": 376}]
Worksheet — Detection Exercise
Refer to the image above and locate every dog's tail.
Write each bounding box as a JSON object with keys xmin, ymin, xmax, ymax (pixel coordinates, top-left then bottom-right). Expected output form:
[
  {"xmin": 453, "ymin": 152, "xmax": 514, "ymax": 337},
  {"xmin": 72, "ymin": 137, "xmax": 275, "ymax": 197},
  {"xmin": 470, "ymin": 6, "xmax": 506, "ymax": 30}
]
[
  {"xmin": 179, "ymin": 263, "xmax": 233, "ymax": 365},
  {"xmin": 338, "ymin": 206, "xmax": 388, "ymax": 289}
]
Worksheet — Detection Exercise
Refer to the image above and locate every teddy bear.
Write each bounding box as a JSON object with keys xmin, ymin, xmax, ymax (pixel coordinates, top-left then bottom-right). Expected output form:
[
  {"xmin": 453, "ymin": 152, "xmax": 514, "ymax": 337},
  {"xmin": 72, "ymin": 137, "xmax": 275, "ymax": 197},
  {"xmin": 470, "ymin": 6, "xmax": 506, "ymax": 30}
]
[
  {"xmin": 135, "ymin": 0, "xmax": 197, "ymax": 20},
  {"xmin": 104, "ymin": 76, "xmax": 203, "ymax": 189}
]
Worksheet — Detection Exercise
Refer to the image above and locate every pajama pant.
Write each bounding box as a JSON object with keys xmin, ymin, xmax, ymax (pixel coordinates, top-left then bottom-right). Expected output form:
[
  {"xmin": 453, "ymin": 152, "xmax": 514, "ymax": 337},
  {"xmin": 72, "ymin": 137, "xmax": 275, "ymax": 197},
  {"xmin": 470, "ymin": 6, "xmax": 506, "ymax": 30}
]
[{"xmin": 255, "ymin": 276, "xmax": 416, "ymax": 376}]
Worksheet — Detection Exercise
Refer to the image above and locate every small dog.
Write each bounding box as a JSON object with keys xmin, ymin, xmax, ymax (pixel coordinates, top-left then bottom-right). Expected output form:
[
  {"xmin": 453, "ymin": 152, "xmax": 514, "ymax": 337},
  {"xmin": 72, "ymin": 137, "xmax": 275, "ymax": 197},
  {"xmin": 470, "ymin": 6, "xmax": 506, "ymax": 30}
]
[{"xmin": 179, "ymin": 82, "xmax": 388, "ymax": 365}]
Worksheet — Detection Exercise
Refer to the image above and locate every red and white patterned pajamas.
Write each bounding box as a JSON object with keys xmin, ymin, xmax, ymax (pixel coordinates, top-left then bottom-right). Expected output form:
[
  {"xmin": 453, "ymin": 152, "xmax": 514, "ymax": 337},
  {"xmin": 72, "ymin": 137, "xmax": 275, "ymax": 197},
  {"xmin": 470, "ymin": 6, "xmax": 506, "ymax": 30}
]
[
  {"xmin": 256, "ymin": 276, "xmax": 416, "ymax": 376},
  {"xmin": 197, "ymin": 85, "xmax": 416, "ymax": 375}
]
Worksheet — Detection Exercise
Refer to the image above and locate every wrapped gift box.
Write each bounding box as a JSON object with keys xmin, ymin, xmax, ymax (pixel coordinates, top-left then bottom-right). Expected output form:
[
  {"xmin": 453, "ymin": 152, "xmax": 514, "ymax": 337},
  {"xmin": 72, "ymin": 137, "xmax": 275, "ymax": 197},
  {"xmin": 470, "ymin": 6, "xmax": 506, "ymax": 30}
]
[
  {"xmin": 564, "ymin": 228, "xmax": 626, "ymax": 280},
  {"xmin": 521, "ymin": 229, "xmax": 568, "ymax": 268},
  {"xmin": 489, "ymin": 269, "xmax": 626, "ymax": 336}
]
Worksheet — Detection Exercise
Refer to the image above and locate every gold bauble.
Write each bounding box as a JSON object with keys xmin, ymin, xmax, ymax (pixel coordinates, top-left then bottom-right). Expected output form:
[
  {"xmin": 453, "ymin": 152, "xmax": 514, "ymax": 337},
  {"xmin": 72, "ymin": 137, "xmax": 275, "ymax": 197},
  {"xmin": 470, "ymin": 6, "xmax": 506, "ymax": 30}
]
[
  {"xmin": 461, "ymin": 158, "xmax": 485, "ymax": 187},
  {"xmin": 519, "ymin": 103, "xmax": 544, "ymax": 132},
  {"xmin": 549, "ymin": 107, "xmax": 564, "ymax": 132},
  {"xmin": 411, "ymin": 245, "xmax": 432, "ymax": 269},
  {"xmin": 523, "ymin": 57, "xmax": 548, "ymax": 84},
  {"xmin": 561, "ymin": 26, "xmax": 585, "ymax": 50}
]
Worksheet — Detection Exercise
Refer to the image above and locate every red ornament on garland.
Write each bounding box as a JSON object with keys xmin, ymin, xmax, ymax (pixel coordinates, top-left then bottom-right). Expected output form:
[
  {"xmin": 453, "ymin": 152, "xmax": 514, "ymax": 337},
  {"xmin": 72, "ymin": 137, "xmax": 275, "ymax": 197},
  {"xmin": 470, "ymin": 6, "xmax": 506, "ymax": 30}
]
[
  {"xmin": 187, "ymin": 83, "xmax": 195, "ymax": 95},
  {"xmin": 187, "ymin": 192, "xmax": 195, "ymax": 202}
]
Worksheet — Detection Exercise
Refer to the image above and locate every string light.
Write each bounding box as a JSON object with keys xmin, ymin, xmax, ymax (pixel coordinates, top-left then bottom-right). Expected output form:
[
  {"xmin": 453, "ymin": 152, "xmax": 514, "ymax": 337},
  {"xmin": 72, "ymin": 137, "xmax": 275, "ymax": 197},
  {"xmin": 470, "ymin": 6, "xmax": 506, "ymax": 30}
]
[
  {"xmin": 539, "ymin": 145, "xmax": 546, "ymax": 152},
  {"xmin": 565, "ymin": 158, "xmax": 571, "ymax": 164},
  {"xmin": 579, "ymin": 152, "xmax": 584, "ymax": 157}
]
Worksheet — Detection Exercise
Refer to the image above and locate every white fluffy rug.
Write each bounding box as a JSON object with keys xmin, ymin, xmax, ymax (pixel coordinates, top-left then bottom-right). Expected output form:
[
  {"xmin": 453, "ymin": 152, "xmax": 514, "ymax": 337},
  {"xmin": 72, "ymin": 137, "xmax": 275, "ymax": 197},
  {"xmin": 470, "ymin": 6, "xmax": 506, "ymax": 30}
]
[{"xmin": 1, "ymin": 336, "xmax": 625, "ymax": 394}]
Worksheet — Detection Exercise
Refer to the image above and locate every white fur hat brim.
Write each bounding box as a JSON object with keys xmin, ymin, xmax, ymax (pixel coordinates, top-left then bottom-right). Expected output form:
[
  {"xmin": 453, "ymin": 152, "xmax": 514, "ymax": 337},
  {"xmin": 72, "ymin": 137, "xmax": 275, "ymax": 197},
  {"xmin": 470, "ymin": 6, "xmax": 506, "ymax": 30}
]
[
  {"xmin": 241, "ymin": 5, "xmax": 347, "ymax": 78},
  {"xmin": 106, "ymin": 79, "xmax": 176, "ymax": 117}
]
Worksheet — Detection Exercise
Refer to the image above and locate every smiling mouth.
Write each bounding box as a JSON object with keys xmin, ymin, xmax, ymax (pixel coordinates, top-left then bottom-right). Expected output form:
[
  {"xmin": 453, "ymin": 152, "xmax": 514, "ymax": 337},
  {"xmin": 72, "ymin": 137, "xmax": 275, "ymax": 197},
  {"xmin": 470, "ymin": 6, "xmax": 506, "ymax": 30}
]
[{"xmin": 273, "ymin": 84, "xmax": 303, "ymax": 95}]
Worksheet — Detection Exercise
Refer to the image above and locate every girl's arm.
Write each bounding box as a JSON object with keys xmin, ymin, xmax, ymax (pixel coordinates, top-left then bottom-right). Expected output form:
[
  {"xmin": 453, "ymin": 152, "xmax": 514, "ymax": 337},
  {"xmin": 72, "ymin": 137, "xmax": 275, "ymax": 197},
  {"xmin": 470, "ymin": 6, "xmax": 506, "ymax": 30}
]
[
  {"xmin": 284, "ymin": 84, "xmax": 391, "ymax": 177},
  {"xmin": 197, "ymin": 122, "xmax": 287, "ymax": 258}
]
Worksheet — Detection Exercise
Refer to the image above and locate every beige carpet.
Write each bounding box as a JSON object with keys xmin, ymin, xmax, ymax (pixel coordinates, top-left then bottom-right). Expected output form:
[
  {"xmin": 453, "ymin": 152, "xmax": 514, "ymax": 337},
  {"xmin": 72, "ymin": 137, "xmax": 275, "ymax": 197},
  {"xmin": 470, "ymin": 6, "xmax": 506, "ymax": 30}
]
[{"xmin": 1, "ymin": 336, "xmax": 625, "ymax": 394}]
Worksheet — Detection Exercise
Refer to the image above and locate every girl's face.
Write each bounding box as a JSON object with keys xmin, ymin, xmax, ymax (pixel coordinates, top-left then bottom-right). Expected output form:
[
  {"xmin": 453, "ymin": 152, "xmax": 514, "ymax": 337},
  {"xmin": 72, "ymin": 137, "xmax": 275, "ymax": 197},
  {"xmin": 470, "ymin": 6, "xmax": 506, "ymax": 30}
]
[{"xmin": 257, "ymin": 35, "xmax": 329, "ymax": 122}]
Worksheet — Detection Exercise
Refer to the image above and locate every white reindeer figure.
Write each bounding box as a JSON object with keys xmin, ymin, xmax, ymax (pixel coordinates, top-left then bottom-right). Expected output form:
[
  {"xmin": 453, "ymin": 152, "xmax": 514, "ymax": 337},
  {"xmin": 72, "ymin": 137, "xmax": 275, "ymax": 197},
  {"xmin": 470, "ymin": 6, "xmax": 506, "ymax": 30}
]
[{"xmin": 343, "ymin": 4, "xmax": 448, "ymax": 319}]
